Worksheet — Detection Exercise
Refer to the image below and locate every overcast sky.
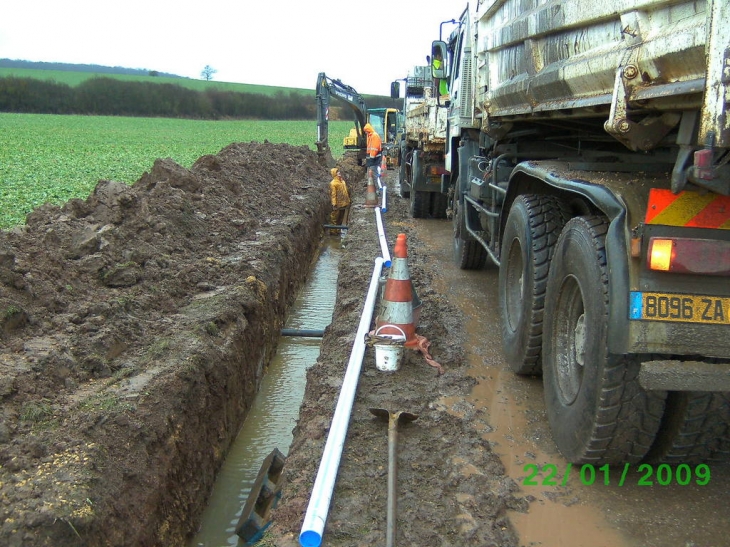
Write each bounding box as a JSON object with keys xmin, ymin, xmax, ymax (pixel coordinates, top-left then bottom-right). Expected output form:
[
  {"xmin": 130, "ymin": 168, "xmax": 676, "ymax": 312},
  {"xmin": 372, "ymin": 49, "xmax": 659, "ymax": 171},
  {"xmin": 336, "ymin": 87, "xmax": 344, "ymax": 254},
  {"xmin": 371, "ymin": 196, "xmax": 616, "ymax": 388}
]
[{"xmin": 1, "ymin": 0, "xmax": 464, "ymax": 96}]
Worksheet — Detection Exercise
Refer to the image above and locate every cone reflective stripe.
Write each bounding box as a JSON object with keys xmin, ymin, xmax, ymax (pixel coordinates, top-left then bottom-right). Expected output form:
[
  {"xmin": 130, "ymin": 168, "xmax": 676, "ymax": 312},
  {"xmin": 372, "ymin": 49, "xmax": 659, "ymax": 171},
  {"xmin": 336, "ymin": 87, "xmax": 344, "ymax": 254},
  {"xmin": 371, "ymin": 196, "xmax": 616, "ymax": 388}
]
[
  {"xmin": 364, "ymin": 175, "xmax": 378, "ymax": 208},
  {"xmin": 376, "ymin": 234, "xmax": 417, "ymax": 347}
]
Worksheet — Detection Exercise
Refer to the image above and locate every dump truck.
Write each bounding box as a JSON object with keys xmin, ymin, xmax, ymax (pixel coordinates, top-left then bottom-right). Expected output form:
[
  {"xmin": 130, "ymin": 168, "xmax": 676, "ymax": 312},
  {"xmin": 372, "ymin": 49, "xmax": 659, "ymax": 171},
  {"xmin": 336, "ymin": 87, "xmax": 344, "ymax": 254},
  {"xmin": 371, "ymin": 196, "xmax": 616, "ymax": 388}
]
[
  {"xmin": 428, "ymin": 0, "xmax": 730, "ymax": 465},
  {"xmin": 392, "ymin": 66, "xmax": 450, "ymax": 219}
]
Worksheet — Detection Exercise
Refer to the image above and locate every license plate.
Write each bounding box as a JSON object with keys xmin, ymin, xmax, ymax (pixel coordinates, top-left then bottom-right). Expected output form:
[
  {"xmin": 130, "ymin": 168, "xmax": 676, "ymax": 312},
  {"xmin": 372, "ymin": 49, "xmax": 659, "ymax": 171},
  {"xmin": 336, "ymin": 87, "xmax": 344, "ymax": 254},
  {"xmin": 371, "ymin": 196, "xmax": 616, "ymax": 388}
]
[{"xmin": 630, "ymin": 292, "xmax": 730, "ymax": 324}]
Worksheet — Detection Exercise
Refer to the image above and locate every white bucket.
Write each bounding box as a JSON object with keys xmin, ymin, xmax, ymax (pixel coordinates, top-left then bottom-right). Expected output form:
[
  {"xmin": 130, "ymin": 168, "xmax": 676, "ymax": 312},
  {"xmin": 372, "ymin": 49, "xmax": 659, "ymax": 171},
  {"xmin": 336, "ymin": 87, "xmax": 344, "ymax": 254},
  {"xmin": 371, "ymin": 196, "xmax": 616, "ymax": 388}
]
[{"xmin": 373, "ymin": 325, "xmax": 406, "ymax": 372}]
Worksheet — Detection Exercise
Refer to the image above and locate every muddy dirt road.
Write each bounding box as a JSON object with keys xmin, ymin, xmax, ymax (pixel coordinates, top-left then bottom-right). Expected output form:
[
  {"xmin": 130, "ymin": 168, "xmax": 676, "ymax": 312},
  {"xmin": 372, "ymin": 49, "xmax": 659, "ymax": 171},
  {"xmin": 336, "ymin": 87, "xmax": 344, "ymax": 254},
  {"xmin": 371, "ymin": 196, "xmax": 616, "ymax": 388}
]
[{"xmin": 409, "ymin": 216, "xmax": 730, "ymax": 547}]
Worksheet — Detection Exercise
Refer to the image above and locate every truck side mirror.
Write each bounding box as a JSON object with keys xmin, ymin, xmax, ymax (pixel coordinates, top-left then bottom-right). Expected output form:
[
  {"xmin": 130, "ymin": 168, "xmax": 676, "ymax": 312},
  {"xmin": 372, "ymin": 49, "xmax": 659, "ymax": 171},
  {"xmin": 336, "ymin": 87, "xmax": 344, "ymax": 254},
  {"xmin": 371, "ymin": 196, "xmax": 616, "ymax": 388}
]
[
  {"xmin": 390, "ymin": 81, "xmax": 400, "ymax": 100},
  {"xmin": 431, "ymin": 40, "xmax": 447, "ymax": 79}
]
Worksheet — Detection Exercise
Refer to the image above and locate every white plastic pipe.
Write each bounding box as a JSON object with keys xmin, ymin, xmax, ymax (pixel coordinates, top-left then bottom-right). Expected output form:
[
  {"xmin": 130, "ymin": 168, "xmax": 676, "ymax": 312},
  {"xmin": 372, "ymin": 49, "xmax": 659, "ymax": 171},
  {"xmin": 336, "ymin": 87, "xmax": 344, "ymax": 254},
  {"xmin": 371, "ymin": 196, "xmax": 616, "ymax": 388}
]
[
  {"xmin": 381, "ymin": 185, "xmax": 388, "ymax": 213},
  {"xmin": 375, "ymin": 207, "xmax": 391, "ymax": 268},
  {"xmin": 299, "ymin": 257, "xmax": 385, "ymax": 547}
]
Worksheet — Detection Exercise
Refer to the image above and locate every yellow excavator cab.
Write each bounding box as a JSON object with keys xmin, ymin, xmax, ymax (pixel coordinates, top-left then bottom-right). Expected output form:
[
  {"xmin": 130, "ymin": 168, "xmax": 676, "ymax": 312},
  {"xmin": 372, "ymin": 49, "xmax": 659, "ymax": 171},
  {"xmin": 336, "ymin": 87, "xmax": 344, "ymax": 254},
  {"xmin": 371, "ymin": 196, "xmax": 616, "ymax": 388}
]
[{"xmin": 343, "ymin": 128, "xmax": 359, "ymax": 148}]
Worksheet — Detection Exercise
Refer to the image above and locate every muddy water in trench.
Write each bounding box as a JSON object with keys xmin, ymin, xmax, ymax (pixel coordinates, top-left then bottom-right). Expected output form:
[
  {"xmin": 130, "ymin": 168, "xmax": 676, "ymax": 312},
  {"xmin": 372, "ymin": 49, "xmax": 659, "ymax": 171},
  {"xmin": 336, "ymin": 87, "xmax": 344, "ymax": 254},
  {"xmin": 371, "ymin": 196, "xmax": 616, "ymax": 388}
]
[
  {"xmin": 413, "ymin": 218, "xmax": 730, "ymax": 547},
  {"xmin": 190, "ymin": 240, "xmax": 342, "ymax": 547}
]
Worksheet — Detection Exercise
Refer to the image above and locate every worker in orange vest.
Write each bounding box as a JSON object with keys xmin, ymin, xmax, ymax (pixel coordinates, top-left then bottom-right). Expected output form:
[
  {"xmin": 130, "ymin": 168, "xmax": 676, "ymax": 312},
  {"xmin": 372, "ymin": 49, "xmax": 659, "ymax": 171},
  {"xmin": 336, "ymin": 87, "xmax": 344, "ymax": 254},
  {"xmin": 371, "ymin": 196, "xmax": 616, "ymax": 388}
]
[{"xmin": 363, "ymin": 123, "xmax": 382, "ymax": 183}]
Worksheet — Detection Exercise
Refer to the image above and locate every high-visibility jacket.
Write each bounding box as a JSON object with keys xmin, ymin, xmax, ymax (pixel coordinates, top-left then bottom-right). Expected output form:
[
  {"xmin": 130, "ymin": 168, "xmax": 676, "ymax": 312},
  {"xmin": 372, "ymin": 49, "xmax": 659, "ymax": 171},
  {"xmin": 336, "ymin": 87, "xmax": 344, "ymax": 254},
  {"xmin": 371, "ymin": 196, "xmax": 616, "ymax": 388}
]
[
  {"xmin": 329, "ymin": 168, "xmax": 351, "ymax": 208},
  {"xmin": 432, "ymin": 59, "xmax": 449, "ymax": 96},
  {"xmin": 363, "ymin": 124, "xmax": 382, "ymax": 158}
]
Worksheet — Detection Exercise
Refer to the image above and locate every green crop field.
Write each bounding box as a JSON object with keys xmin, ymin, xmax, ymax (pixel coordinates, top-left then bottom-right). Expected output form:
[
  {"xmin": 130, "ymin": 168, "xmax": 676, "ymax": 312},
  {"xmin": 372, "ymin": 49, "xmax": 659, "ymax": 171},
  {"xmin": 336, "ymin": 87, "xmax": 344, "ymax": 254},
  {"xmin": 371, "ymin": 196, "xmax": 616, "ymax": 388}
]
[
  {"xmin": 0, "ymin": 113, "xmax": 354, "ymax": 229},
  {"xmin": 0, "ymin": 66, "xmax": 311, "ymax": 96}
]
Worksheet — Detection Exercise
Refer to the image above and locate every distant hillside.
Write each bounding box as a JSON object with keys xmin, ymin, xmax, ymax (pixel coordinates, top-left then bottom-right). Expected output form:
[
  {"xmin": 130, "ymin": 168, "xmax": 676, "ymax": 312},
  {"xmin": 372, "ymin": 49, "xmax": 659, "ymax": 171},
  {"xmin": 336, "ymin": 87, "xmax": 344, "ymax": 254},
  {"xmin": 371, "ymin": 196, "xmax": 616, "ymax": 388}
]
[
  {"xmin": 0, "ymin": 61, "xmax": 398, "ymax": 103},
  {"xmin": 0, "ymin": 66, "xmax": 310, "ymax": 97},
  {"xmin": 0, "ymin": 59, "xmax": 400, "ymax": 118},
  {"xmin": 0, "ymin": 58, "xmax": 182, "ymax": 79}
]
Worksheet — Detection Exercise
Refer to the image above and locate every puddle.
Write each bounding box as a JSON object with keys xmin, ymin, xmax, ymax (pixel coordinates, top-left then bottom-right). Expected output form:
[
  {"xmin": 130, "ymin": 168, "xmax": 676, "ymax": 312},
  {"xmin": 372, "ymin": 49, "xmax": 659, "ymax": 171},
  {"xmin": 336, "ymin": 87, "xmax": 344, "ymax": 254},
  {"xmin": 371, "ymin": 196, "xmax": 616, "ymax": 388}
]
[
  {"xmin": 415, "ymin": 220, "xmax": 632, "ymax": 547},
  {"xmin": 417, "ymin": 218, "xmax": 730, "ymax": 547}
]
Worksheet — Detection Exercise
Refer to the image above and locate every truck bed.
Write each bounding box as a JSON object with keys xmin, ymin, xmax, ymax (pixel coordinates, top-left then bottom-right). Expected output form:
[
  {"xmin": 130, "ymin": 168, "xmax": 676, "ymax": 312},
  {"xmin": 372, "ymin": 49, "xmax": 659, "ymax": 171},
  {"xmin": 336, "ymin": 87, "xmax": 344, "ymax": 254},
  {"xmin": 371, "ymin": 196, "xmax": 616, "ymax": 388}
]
[
  {"xmin": 405, "ymin": 97, "xmax": 448, "ymax": 147},
  {"xmin": 475, "ymin": 0, "xmax": 727, "ymax": 147}
]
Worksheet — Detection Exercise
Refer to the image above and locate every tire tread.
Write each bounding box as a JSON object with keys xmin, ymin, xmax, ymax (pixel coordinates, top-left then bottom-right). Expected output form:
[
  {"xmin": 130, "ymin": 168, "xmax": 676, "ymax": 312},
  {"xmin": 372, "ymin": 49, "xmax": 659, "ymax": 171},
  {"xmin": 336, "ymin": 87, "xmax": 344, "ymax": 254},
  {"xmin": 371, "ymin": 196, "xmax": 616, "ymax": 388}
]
[
  {"xmin": 646, "ymin": 391, "xmax": 730, "ymax": 464},
  {"xmin": 500, "ymin": 194, "xmax": 570, "ymax": 375},
  {"xmin": 544, "ymin": 215, "xmax": 666, "ymax": 464},
  {"xmin": 454, "ymin": 195, "xmax": 487, "ymax": 270}
]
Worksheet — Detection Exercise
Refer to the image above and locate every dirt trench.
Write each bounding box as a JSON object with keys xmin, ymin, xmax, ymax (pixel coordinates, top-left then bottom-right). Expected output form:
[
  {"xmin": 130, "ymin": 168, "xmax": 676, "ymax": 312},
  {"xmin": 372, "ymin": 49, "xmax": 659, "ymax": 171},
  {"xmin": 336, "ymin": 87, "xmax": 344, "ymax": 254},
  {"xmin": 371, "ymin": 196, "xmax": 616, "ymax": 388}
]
[
  {"xmin": 0, "ymin": 142, "xmax": 339, "ymax": 546},
  {"xmin": 0, "ymin": 143, "xmax": 523, "ymax": 547}
]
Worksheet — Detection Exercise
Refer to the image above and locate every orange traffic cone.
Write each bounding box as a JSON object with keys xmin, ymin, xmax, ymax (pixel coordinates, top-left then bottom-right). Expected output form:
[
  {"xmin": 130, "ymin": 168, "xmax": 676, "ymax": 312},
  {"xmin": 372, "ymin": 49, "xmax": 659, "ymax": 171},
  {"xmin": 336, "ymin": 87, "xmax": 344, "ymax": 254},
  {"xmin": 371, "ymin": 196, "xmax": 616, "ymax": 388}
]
[
  {"xmin": 381, "ymin": 154, "xmax": 387, "ymax": 172},
  {"xmin": 364, "ymin": 172, "xmax": 378, "ymax": 208},
  {"xmin": 376, "ymin": 233, "xmax": 417, "ymax": 347}
]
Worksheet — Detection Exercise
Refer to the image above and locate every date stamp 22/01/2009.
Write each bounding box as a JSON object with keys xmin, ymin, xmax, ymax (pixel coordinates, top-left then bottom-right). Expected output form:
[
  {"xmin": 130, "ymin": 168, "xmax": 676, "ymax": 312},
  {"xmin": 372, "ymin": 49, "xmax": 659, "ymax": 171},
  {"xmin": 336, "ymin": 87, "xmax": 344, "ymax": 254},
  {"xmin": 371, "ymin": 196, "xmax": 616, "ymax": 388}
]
[{"xmin": 522, "ymin": 462, "xmax": 711, "ymax": 487}]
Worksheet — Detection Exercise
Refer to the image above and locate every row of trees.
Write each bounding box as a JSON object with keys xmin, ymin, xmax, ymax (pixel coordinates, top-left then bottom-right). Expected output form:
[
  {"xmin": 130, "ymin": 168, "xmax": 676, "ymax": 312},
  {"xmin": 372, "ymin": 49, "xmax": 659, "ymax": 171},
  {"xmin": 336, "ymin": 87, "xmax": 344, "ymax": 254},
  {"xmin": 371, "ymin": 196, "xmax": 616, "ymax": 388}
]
[
  {"xmin": 0, "ymin": 77, "xmax": 313, "ymax": 119},
  {"xmin": 0, "ymin": 76, "xmax": 399, "ymax": 120},
  {"xmin": 0, "ymin": 58, "xmax": 181, "ymax": 78}
]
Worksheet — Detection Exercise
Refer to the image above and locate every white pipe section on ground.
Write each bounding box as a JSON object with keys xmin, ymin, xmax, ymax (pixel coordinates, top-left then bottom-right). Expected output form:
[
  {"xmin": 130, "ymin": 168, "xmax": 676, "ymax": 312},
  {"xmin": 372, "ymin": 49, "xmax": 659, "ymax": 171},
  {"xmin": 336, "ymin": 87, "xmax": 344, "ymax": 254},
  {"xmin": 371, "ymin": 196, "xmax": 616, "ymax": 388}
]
[
  {"xmin": 299, "ymin": 256, "xmax": 385, "ymax": 547},
  {"xmin": 375, "ymin": 207, "xmax": 391, "ymax": 268},
  {"xmin": 381, "ymin": 185, "xmax": 388, "ymax": 213}
]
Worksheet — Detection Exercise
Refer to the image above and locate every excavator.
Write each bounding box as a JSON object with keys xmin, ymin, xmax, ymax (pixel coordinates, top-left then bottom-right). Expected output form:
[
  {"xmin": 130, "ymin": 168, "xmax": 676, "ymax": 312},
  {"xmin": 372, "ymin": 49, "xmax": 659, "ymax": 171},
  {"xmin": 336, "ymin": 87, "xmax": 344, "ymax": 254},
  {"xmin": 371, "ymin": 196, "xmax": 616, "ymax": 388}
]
[
  {"xmin": 315, "ymin": 72, "xmax": 401, "ymax": 167},
  {"xmin": 316, "ymin": 72, "xmax": 367, "ymax": 164}
]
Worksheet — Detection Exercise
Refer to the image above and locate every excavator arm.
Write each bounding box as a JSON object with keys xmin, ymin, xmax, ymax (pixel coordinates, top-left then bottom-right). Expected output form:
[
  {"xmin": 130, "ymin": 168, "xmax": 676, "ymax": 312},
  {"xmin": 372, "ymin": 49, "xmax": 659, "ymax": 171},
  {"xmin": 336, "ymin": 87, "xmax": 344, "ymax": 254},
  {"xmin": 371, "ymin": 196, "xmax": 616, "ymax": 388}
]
[{"xmin": 316, "ymin": 72, "xmax": 368, "ymax": 161}]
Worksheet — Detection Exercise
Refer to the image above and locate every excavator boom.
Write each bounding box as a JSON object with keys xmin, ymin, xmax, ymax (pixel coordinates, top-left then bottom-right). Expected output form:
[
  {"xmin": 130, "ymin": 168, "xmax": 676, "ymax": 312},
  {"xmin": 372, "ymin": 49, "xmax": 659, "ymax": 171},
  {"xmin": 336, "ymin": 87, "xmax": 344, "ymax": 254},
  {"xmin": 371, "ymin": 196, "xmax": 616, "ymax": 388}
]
[{"xmin": 316, "ymin": 72, "xmax": 368, "ymax": 161}]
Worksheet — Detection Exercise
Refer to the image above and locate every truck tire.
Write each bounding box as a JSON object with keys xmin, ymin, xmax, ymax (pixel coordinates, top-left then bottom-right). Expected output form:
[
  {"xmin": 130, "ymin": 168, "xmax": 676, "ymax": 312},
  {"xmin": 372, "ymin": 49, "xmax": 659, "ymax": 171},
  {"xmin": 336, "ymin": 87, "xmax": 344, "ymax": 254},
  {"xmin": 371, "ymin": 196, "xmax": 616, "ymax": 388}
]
[
  {"xmin": 453, "ymin": 193, "xmax": 487, "ymax": 270},
  {"xmin": 399, "ymin": 144, "xmax": 410, "ymax": 198},
  {"xmin": 431, "ymin": 192, "xmax": 448, "ymax": 219},
  {"xmin": 410, "ymin": 190, "xmax": 429, "ymax": 218},
  {"xmin": 410, "ymin": 152, "xmax": 428, "ymax": 218},
  {"xmin": 645, "ymin": 391, "xmax": 730, "ymax": 464},
  {"xmin": 542, "ymin": 216, "xmax": 666, "ymax": 464},
  {"xmin": 499, "ymin": 195, "xmax": 571, "ymax": 375}
]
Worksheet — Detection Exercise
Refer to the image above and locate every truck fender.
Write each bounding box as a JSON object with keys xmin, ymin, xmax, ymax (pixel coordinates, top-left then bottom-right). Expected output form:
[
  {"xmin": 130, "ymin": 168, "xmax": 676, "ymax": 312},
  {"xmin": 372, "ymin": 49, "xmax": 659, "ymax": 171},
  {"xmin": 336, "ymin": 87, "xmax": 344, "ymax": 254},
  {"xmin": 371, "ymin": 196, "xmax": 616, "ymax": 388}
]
[{"xmin": 506, "ymin": 161, "xmax": 631, "ymax": 354}]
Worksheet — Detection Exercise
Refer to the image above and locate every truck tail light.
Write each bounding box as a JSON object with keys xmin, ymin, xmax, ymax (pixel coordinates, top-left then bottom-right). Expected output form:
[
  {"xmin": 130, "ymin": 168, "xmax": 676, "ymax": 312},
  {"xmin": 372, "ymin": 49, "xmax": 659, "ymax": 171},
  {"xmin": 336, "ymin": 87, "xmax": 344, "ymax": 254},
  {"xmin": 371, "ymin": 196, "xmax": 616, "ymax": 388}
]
[
  {"xmin": 648, "ymin": 238, "xmax": 673, "ymax": 271},
  {"xmin": 648, "ymin": 237, "xmax": 730, "ymax": 275}
]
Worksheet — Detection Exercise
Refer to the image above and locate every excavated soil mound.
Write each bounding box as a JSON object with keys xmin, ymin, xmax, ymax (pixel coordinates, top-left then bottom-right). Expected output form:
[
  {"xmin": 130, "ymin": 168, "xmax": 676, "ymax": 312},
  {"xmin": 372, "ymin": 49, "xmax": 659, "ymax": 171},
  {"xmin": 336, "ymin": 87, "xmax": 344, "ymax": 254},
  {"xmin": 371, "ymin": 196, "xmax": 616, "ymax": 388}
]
[{"xmin": 0, "ymin": 142, "xmax": 331, "ymax": 546}]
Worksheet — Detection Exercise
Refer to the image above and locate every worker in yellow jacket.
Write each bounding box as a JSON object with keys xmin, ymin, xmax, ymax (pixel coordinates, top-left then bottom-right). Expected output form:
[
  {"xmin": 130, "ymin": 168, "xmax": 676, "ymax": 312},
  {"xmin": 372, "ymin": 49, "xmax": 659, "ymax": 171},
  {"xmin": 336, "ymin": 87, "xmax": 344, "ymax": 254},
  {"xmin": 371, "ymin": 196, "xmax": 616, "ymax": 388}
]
[
  {"xmin": 329, "ymin": 167, "xmax": 351, "ymax": 234},
  {"xmin": 363, "ymin": 123, "xmax": 382, "ymax": 182}
]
